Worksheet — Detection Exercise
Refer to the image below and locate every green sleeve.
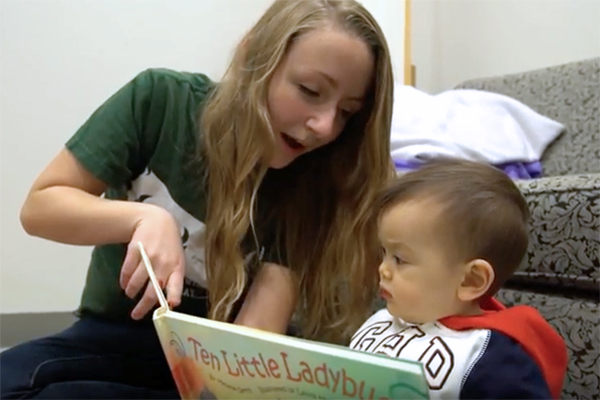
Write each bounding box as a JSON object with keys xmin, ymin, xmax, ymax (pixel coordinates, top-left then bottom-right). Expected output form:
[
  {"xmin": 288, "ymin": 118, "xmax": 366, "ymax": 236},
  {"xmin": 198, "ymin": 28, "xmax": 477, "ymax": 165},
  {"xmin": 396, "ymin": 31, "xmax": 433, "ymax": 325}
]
[
  {"xmin": 241, "ymin": 202, "xmax": 288, "ymax": 270},
  {"xmin": 251, "ymin": 173, "xmax": 289, "ymax": 268},
  {"xmin": 254, "ymin": 200, "xmax": 288, "ymax": 268},
  {"xmin": 65, "ymin": 69, "xmax": 165, "ymax": 188},
  {"xmin": 260, "ymin": 227, "xmax": 288, "ymax": 267}
]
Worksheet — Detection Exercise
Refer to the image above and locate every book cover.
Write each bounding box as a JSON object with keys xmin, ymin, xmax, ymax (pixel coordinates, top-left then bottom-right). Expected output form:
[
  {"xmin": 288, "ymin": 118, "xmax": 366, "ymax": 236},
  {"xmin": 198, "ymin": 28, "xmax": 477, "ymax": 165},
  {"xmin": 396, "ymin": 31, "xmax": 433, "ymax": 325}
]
[{"xmin": 138, "ymin": 243, "xmax": 430, "ymax": 400}]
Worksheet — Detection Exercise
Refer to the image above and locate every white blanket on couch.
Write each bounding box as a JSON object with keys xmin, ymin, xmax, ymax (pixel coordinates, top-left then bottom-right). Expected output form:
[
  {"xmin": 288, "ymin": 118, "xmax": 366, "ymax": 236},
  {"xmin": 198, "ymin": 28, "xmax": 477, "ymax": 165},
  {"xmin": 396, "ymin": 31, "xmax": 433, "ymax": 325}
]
[{"xmin": 390, "ymin": 85, "xmax": 564, "ymax": 165}]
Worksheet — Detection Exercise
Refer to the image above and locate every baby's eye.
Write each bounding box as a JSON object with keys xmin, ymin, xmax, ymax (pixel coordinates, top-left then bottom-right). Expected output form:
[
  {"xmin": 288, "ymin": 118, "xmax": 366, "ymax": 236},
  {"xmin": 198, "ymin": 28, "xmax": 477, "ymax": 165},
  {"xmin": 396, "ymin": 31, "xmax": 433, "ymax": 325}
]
[{"xmin": 393, "ymin": 255, "xmax": 405, "ymax": 265}]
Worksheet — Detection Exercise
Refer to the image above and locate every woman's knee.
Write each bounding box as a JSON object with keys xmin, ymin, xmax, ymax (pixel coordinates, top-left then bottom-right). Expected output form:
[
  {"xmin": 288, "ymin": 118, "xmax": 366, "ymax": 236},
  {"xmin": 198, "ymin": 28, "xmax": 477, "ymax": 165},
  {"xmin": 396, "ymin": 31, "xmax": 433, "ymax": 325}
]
[
  {"xmin": 0, "ymin": 327, "xmax": 95, "ymax": 399},
  {"xmin": 0, "ymin": 344, "xmax": 39, "ymax": 398}
]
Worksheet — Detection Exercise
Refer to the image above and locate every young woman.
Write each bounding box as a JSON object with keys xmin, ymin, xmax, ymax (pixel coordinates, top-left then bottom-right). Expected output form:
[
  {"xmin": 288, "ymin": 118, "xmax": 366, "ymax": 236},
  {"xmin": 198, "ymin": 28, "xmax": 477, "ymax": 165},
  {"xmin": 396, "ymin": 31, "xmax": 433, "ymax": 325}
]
[{"xmin": 0, "ymin": 1, "xmax": 394, "ymax": 398}]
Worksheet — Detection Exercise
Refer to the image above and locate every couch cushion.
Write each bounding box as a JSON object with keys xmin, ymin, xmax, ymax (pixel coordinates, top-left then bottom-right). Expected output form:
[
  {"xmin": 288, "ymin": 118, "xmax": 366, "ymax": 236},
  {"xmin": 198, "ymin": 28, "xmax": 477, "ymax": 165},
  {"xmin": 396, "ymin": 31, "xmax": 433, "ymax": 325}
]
[
  {"xmin": 514, "ymin": 174, "xmax": 600, "ymax": 292},
  {"xmin": 497, "ymin": 288, "xmax": 599, "ymax": 400}
]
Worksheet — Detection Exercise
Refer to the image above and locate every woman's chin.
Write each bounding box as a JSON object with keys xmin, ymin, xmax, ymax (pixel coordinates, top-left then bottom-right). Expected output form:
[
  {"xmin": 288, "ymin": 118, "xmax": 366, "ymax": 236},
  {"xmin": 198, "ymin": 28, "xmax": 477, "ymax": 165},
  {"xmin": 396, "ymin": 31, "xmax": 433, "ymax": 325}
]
[{"xmin": 269, "ymin": 154, "xmax": 297, "ymax": 169}]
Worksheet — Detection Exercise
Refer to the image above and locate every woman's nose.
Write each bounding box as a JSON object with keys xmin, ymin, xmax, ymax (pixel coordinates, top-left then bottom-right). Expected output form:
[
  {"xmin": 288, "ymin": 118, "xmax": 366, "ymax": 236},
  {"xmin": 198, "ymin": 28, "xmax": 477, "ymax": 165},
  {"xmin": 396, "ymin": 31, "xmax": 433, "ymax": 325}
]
[{"xmin": 306, "ymin": 106, "xmax": 338, "ymax": 141}]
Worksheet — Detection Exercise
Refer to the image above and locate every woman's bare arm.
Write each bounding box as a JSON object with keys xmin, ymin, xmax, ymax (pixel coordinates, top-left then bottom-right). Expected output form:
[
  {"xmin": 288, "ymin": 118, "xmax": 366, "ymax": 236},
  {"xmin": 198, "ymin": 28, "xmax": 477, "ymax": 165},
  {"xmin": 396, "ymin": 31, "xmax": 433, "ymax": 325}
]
[
  {"xmin": 234, "ymin": 262, "xmax": 298, "ymax": 334},
  {"xmin": 20, "ymin": 148, "xmax": 154, "ymax": 245}
]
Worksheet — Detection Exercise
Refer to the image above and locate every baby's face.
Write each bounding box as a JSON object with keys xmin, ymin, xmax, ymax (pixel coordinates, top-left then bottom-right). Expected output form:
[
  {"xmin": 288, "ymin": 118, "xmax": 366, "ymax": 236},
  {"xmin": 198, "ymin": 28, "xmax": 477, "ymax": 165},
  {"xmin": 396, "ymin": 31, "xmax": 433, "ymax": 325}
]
[{"xmin": 378, "ymin": 199, "xmax": 467, "ymax": 324}]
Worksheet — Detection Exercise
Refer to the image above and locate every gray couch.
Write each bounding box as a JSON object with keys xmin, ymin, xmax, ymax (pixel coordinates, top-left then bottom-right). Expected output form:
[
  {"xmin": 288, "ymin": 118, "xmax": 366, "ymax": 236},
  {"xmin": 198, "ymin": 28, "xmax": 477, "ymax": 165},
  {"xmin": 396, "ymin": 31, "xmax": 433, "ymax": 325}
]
[{"xmin": 454, "ymin": 58, "xmax": 599, "ymax": 399}]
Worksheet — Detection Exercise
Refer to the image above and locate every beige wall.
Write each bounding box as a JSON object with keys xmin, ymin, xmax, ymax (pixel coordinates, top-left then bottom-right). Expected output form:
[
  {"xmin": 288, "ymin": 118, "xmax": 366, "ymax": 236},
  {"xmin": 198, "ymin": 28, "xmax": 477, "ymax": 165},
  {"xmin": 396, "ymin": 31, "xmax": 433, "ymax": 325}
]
[
  {"xmin": 0, "ymin": 0, "xmax": 408, "ymax": 314},
  {"xmin": 0, "ymin": 0, "xmax": 274, "ymax": 313},
  {"xmin": 412, "ymin": 0, "xmax": 600, "ymax": 94}
]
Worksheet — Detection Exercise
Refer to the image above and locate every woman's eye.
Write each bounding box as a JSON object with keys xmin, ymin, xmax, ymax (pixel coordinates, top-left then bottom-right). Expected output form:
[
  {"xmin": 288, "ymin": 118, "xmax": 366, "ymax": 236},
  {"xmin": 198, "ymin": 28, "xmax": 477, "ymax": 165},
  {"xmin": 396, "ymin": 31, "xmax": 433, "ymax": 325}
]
[
  {"xmin": 340, "ymin": 109, "xmax": 353, "ymax": 119},
  {"xmin": 299, "ymin": 85, "xmax": 319, "ymax": 97}
]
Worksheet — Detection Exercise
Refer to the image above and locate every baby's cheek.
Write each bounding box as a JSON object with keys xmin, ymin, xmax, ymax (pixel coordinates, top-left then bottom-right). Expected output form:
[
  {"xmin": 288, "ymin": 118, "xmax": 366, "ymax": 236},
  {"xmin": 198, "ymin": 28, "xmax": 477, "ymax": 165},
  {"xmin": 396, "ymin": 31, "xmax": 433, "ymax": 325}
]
[{"xmin": 393, "ymin": 275, "xmax": 419, "ymax": 296}]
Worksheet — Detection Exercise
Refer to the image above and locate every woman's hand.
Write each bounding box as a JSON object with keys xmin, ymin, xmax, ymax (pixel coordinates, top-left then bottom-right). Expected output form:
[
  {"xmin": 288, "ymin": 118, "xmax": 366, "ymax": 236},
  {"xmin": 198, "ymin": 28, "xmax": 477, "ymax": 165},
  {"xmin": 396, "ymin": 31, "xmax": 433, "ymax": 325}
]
[{"xmin": 120, "ymin": 205, "xmax": 185, "ymax": 320}]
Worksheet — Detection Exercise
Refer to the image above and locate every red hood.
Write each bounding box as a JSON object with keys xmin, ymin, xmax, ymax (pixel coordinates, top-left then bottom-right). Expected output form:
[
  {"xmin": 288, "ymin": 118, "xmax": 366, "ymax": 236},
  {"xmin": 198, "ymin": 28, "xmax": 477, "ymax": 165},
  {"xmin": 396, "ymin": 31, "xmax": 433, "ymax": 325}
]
[{"xmin": 439, "ymin": 297, "xmax": 567, "ymax": 399}]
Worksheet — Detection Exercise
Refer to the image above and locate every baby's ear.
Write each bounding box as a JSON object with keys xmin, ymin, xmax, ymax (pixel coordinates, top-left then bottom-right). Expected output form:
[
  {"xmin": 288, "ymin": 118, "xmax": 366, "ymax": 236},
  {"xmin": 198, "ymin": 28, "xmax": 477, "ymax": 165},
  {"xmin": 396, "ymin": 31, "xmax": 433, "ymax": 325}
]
[{"xmin": 457, "ymin": 259, "xmax": 494, "ymax": 302}]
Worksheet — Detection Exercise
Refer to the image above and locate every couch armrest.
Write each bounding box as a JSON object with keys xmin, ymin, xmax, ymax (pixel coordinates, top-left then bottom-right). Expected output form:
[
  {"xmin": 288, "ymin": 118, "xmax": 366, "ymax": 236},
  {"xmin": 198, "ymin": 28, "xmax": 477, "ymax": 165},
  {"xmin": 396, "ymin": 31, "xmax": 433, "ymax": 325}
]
[{"xmin": 513, "ymin": 174, "xmax": 600, "ymax": 291}]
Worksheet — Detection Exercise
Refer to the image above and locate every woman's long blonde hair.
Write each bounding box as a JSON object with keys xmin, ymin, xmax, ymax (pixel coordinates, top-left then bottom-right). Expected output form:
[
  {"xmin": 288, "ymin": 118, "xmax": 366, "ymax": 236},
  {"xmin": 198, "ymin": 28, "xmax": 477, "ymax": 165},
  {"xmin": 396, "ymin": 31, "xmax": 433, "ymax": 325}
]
[{"xmin": 201, "ymin": 0, "xmax": 394, "ymax": 344}]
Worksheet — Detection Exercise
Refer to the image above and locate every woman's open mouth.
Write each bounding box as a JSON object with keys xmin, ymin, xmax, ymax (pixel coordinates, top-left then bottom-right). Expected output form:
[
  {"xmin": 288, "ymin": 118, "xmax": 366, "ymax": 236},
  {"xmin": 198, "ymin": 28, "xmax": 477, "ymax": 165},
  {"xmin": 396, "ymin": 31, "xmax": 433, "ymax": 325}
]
[{"xmin": 281, "ymin": 133, "xmax": 305, "ymax": 151}]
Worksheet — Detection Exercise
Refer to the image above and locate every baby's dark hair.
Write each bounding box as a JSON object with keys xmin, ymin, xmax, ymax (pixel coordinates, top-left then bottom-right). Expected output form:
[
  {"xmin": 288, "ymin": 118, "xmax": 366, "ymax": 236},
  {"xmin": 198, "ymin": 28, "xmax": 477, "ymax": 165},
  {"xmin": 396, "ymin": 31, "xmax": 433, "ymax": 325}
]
[{"xmin": 377, "ymin": 159, "xmax": 530, "ymax": 296}]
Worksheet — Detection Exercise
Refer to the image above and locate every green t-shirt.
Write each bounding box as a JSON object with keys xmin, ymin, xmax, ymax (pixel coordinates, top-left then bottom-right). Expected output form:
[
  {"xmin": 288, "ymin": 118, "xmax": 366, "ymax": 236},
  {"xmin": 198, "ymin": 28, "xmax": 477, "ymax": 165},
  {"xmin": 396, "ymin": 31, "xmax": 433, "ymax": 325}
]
[{"xmin": 66, "ymin": 68, "xmax": 280, "ymax": 322}]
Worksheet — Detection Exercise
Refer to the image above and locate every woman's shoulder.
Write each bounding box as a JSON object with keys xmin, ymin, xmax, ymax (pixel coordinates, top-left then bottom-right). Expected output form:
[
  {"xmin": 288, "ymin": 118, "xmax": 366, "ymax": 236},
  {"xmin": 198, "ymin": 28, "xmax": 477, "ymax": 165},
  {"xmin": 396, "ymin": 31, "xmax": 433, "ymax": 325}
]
[{"xmin": 131, "ymin": 68, "xmax": 216, "ymax": 97}]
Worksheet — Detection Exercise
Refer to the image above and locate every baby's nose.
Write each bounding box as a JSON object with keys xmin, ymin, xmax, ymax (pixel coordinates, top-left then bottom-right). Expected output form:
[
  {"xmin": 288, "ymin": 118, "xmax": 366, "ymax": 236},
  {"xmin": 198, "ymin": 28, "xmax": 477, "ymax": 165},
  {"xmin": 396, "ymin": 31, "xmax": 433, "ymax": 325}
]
[{"xmin": 379, "ymin": 262, "xmax": 392, "ymax": 280}]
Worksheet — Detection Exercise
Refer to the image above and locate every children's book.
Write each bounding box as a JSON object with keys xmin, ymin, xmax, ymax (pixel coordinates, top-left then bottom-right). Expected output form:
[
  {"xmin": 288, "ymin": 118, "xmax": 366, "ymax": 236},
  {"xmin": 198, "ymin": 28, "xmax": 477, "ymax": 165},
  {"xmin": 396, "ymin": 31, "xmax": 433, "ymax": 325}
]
[{"xmin": 138, "ymin": 242, "xmax": 430, "ymax": 400}]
